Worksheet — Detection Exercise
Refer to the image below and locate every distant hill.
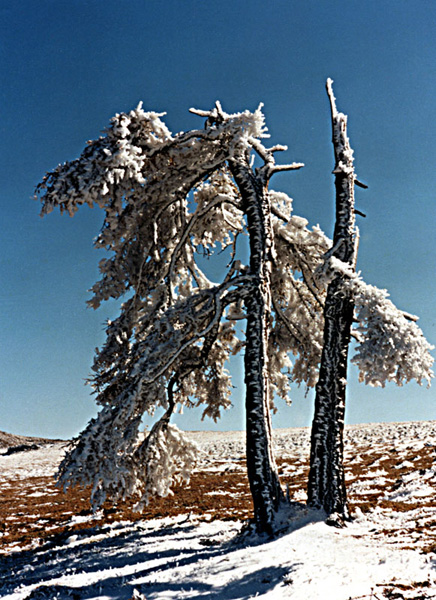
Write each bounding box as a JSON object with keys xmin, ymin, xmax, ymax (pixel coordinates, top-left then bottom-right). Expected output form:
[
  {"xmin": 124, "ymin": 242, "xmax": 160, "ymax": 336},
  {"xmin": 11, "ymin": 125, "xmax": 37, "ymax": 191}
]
[{"xmin": 0, "ymin": 430, "xmax": 64, "ymax": 450}]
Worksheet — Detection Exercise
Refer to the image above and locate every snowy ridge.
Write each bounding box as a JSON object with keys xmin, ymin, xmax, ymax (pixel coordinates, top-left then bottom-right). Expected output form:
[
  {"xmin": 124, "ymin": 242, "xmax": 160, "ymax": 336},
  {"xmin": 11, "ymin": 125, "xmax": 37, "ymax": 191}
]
[{"xmin": 0, "ymin": 421, "xmax": 435, "ymax": 599}]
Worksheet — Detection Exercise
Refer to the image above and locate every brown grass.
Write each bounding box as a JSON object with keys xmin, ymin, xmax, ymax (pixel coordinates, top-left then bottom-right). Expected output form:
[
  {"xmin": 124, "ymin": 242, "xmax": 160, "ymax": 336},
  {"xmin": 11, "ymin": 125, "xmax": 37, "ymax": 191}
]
[
  {"xmin": 0, "ymin": 465, "xmax": 254, "ymax": 553},
  {"xmin": 1, "ymin": 442, "xmax": 435, "ymax": 556}
]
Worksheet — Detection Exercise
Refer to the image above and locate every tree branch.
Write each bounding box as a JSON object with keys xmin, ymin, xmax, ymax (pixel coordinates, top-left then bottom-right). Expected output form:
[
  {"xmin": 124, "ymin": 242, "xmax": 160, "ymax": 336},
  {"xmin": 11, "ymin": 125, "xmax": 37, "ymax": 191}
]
[
  {"xmin": 166, "ymin": 194, "xmax": 227, "ymax": 300},
  {"xmin": 271, "ymin": 294, "xmax": 306, "ymax": 347},
  {"xmin": 143, "ymin": 275, "xmax": 252, "ymax": 384}
]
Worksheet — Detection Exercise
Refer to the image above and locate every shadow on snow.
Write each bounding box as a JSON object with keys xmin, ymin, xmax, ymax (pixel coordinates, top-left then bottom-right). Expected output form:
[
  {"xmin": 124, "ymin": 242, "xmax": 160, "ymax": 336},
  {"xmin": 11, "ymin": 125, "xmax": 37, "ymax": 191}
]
[{"xmin": 0, "ymin": 504, "xmax": 325, "ymax": 599}]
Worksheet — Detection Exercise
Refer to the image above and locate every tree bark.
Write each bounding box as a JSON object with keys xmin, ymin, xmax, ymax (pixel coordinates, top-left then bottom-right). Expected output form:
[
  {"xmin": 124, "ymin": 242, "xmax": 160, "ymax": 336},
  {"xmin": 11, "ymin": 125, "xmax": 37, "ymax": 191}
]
[
  {"xmin": 230, "ymin": 156, "xmax": 284, "ymax": 534},
  {"xmin": 307, "ymin": 80, "xmax": 359, "ymax": 521}
]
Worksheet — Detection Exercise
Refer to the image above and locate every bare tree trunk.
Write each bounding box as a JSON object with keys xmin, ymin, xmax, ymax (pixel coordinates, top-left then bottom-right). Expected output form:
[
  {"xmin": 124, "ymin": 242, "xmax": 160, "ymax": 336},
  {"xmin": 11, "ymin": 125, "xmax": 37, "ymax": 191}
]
[
  {"xmin": 307, "ymin": 79, "xmax": 361, "ymax": 522},
  {"xmin": 230, "ymin": 157, "xmax": 284, "ymax": 534}
]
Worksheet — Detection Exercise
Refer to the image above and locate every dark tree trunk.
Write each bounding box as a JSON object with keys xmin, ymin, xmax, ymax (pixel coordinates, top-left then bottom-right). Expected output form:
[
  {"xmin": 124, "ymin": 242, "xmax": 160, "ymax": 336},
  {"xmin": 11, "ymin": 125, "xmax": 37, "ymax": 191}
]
[
  {"xmin": 230, "ymin": 157, "xmax": 284, "ymax": 534},
  {"xmin": 307, "ymin": 278, "xmax": 354, "ymax": 519},
  {"xmin": 307, "ymin": 80, "xmax": 361, "ymax": 521}
]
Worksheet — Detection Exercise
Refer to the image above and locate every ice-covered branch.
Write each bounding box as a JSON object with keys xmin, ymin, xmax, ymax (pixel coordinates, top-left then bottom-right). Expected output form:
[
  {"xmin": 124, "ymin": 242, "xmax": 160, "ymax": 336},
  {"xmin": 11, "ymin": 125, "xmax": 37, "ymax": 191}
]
[
  {"xmin": 350, "ymin": 279, "xmax": 434, "ymax": 387},
  {"xmin": 248, "ymin": 136, "xmax": 304, "ymax": 184},
  {"xmin": 166, "ymin": 193, "xmax": 236, "ymax": 300},
  {"xmin": 317, "ymin": 255, "xmax": 434, "ymax": 388}
]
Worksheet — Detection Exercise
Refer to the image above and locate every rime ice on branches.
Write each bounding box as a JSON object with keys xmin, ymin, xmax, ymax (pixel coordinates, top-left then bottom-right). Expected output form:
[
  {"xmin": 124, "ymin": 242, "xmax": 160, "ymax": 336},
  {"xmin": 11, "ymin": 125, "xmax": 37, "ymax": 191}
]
[
  {"xmin": 36, "ymin": 90, "xmax": 433, "ymax": 533},
  {"xmin": 36, "ymin": 101, "xmax": 330, "ymax": 532},
  {"xmin": 307, "ymin": 80, "xmax": 433, "ymax": 524}
]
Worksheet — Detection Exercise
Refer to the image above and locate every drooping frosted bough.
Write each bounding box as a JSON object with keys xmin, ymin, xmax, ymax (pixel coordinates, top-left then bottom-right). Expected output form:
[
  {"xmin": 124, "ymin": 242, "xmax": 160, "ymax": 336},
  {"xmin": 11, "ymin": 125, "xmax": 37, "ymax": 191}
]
[
  {"xmin": 36, "ymin": 90, "xmax": 433, "ymax": 534},
  {"xmin": 36, "ymin": 101, "xmax": 329, "ymax": 533}
]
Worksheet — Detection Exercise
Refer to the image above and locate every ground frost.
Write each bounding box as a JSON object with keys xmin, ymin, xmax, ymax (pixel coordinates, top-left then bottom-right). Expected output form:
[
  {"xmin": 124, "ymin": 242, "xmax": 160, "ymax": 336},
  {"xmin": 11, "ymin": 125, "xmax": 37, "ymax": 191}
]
[{"xmin": 0, "ymin": 422, "xmax": 435, "ymax": 599}]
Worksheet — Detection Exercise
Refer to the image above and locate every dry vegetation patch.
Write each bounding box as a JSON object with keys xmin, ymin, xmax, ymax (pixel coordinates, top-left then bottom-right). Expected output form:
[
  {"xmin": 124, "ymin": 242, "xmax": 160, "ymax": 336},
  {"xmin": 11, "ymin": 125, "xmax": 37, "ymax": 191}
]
[
  {"xmin": 0, "ymin": 464, "xmax": 254, "ymax": 553},
  {"xmin": 0, "ymin": 428, "xmax": 435, "ymax": 559}
]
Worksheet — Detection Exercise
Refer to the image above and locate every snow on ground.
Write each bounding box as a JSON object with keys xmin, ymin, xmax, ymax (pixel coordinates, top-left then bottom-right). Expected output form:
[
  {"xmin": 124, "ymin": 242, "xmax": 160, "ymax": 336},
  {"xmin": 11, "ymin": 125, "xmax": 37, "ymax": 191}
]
[
  {"xmin": 0, "ymin": 443, "xmax": 65, "ymax": 480},
  {"xmin": 1, "ymin": 422, "xmax": 435, "ymax": 599},
  {"xmin": 2, "ymin": 512, "xmax": 432, "ymax": 600}
]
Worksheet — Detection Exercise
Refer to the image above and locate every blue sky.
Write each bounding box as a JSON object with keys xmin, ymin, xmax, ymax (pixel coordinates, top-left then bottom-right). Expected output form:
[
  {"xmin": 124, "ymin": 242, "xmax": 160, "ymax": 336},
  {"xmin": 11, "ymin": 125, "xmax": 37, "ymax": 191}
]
[{"xmin": 1, "ymin": 0, "xmax": 435, "ymax": 438}]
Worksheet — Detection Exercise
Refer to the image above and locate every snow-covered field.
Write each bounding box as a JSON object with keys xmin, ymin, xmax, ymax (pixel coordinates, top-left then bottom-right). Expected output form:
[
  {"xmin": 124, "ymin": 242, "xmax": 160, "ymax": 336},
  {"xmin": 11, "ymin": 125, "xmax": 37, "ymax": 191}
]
[{"xmin": 1, "ymin": 422, "xmax": 435, "ymax": 599}]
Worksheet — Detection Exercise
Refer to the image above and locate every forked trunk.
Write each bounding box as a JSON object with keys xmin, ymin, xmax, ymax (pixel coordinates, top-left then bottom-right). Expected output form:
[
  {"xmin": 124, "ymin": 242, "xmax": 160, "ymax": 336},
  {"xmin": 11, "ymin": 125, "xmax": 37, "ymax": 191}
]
[{"xmin": 308, "ymin": 80, "xmax": 361, "ymax": 521}]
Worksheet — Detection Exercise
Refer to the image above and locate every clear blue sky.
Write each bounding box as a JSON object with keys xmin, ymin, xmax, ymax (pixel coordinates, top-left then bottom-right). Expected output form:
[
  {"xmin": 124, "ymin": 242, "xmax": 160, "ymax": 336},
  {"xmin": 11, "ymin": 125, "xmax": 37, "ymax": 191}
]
[{"xmin": 1, "ymin": 0, "xmax": 435, "ymax": 438}]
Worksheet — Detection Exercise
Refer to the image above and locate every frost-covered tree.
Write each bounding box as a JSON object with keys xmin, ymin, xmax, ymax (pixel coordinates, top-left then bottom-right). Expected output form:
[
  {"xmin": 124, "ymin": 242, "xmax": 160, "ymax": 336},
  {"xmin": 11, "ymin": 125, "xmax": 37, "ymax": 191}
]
[
  {"xmin": 307, "ymin": 80, "xmax": 434, "ymax": 524},
  {"xmin": 36, "ymin": 87, "xmax": 433, "ymax": 534},
  {"xmin": 36, "ymin": 101, "xmax": 329, "ymax": 533}
]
